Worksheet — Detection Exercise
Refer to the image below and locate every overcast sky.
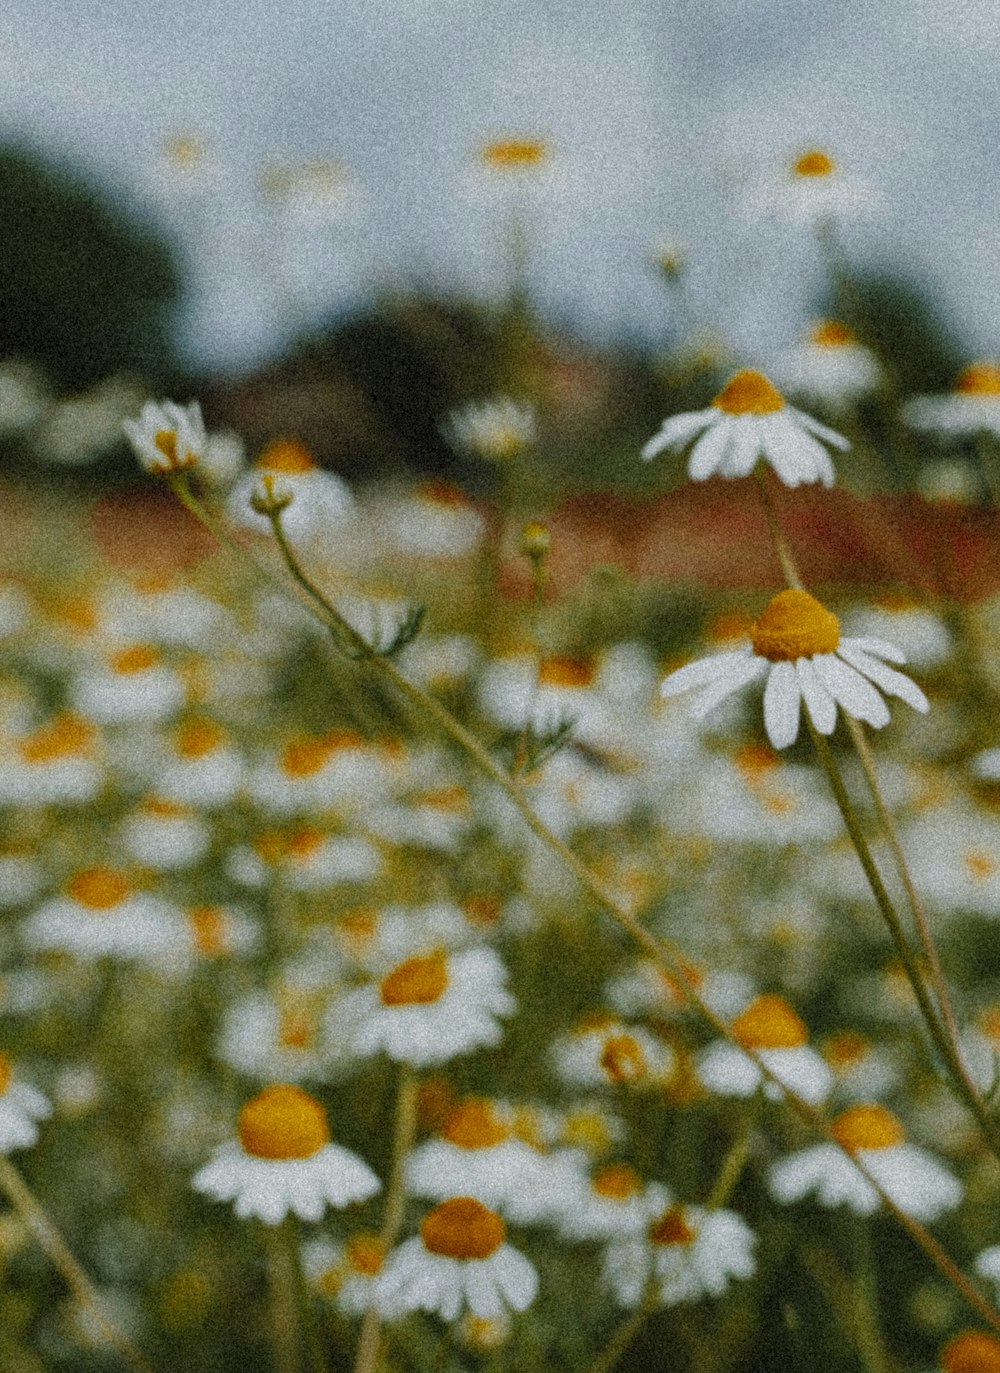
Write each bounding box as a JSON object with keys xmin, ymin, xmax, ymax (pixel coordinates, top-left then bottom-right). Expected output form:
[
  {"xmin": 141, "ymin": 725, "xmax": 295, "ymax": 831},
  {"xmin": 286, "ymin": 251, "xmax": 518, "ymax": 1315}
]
[{"xmin": 3, "ymin": 0, "xmax": 1000, "ymax": 370}]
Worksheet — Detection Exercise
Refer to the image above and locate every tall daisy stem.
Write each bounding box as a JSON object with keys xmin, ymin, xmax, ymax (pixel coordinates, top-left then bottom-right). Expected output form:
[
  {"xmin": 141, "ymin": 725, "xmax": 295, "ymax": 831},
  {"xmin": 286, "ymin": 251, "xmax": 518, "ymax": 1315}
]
[
  {"xmin": 167, "ymin": 476, "xmax": 1000, "ymax": 1336},
  {"xmin": 267, "ymin": 1218, "xmax": 300, "ymax": 1373},
  {"xmin": 352, "ymin": 1063, "xmax": 418, "ymax": 1373},
  {"xmin": 0, "ymin": 1155, "xmax": 156, "ymax": 1373}
]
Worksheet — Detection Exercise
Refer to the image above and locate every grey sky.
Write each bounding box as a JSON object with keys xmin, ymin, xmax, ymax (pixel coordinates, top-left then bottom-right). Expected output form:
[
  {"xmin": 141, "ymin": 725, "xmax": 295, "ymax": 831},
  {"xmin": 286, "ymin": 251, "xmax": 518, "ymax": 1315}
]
[{"xmin": 3, "ymin": 0, "xmax": 999, "ymax": 370}]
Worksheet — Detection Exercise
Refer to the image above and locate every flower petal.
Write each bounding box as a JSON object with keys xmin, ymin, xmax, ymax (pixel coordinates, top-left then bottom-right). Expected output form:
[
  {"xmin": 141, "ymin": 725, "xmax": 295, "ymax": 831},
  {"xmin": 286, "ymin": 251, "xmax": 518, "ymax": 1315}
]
[
  {"xmin": 687, "ymin": 419, "xmax": 734, "ymax": 481},
  {"xmin": 797, "ymin": 657, "xmax": 837, "ymax": 734},
  {"xmin": 763, "ymin": 661, "xmax": 802, "ymax": 748},
  {"xmin": 688, "ymin": 655, "xmax": 768, "ymax": 720},
  {"xmin": 839, "ymin": 634, "xmax": 907, "ymax": 665},
  {"xmin": 835, "ymin": 644, "xmax": 929, "ymax": 713},
  {"xmin": 789, "ymin": 407, "xmax": 851, "ymax": 450},
  {"xmin": 660, "ymin": 647, "xmax": 754, "ymax": 698},
  {"xmin": 811, "ymin": 654, "xmax": 891, "ymax": 728},
  {"xmin": 640, "ymin": 409, "xmax": 715, "ymax": 461}
]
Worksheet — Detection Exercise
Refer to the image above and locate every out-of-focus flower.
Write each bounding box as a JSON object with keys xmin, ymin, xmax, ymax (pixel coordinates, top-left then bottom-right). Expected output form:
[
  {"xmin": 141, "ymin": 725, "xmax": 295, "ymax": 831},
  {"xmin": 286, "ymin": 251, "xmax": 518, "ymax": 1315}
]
[
  {"xmin": 557, "ymin": 1164, "xmax": 658, "ymax": 1240},
  {"xmin": 938, "ymin": 1331, "xmax": 1000, "ymax": 1373},
  {"xmin": 123, "ymin": 401, "xmax": 206, "ymax": 475},
  {"xmin": 0, "ymin": 358, "xmax": 50, "ymax": 436},
  {"xmin": 23, "ymin": 868, "xmax": 182, "ymax": 965},
  {"xmin": 302, "ymin": 1233, "xmax": 384, "ymax": 1315},
  {"xmin": 0, "ymin": 1056, "xmax": 52, "ymax": 1152},
  {"xmin": 377, "ymin": 1197, "xmax": 538, "ymax": 1321},
  {"xmin": 697, "ymin": 993, "xmax": 832, "ymax": 1104},
  {"xmin": 478, "ymin": 137, "xmax": 550, "ymax": 178},
  {"xmin": 603, "ymin": 1199, "xmax": 756, "ymax": 1308},
  {"xmin": 380, "ymin": 480, "xmax": 485, "ymax": 557},
  {"xmin": 550, "ymin": 1013, "xmax": 676, "ymax": 1091},
  {"xmin": 405, "ymin": 1097, "xmax": 548, "ymax": 1213},
  {"xmin": 118, "ymin": 797, "xmax": 211, "ymax": 871},
  {"xmin": 772, "ymin": 321, "xmax": 881, "ymax": 409},
  {"xmin": 756, "ymin": 148, "xmax": 877, "ymax": 226},
  {"xmin": 904, "ymin": 363, "xmax": 1000, "ymax": 439},
  {"xmin": 769, "ymin": 1103, "xmax": 962, "ymax": 1220},
  {"xmin": 228, "ymin": 438, "xmax": 355, "ymax": 545},
  {"xmin": 192, "ymin": 1084, "xmax": 380, "ymax": 1224},
  {"xmin": 70, "ymin": 644, "xmax": 186, "ymax": 725},
  {"xmin": 642, "ymin": 370, "xmax": 848, "ymax": 487},
  {"xmin": 0, "ymin": 712, "xmax": 103, "ymax": 806},
  {"xmin": 443, "ymin": 397, "xmax": 536, "ymax": 463},
  {"xmin": 660, "ymin": 589, "xmax": 929, "ymax": 748}
]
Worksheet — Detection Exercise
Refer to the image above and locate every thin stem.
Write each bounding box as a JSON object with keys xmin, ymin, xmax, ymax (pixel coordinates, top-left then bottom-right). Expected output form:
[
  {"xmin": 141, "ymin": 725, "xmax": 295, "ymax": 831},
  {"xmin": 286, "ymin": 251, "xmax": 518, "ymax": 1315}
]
[
  {"xmin": 352, "ymin": 1063, "xmax": 418, "ymax": 1373},
  {"xmin": 168, "ymin": 477, "xmax": 1000, "ymax": 1336},
  {"xmin": 285, "ymin": 1215, "xmax": 329, "ymax": 1373},
  {"xmin": 801, "ymin": 1239, "xmax": 895, "ymax": 1373},
  {"xmin": 0, "ymin": 1154, "xmax": 156, "ymax": 1373},
  {"xmin": 267, "ymin": 1219, "xmax": 300, "ymax": 1373},
  {"xmin": 754, "ymin": 469, "xmax": 803, "ymax": 588},
  {"xmin": 586, "ymin": 1292, "xmax": 659, "ymax": 1373}
]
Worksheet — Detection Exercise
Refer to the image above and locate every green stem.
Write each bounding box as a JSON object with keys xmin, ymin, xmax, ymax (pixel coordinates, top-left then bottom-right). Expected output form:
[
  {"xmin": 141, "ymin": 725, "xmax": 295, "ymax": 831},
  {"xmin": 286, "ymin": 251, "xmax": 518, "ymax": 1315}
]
[
  {"xmin": 285, "ymin": 1215, "xmax": 329, "ymax": 1373},
  {"xmin": 585, "ymin": 1292, "xmax": 659, "ymax": 1373},
  {"xmin": 267, "ymin": 1219, "xmax": 300, "ymax": 1373}
]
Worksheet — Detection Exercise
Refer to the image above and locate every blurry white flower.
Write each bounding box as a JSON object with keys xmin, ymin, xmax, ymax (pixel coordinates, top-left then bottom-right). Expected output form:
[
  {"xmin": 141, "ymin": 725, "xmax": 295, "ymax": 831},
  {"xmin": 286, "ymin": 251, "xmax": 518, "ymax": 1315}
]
[
  {"xmin": 642, "ymin": 370, "xmax": 847, "ymax": 487},
  {"xmin": 0, "ymin": 358, "xmax": 50, "ymax": 436},
  {"xmin": 697, "ymin": 993, "xmax": 832, "ymax": 1105},
  {"xmin": 772, "ymin": 321, "xmax": 881, "ymax": 409},
  {"xmin": 123, "ymin": 400, "xmax": 206, "ymax": 475},
  {"xmin": 770, "ymin": 1103, "xmax": 961, "ymax": 1220},
  {"xmin": 444, "ymin": 397, "xmax": 536, "ymax": 463},
  {"xmin": 377, "ymin": 1197, "xmax": 537, "ymax": 1321},
  {"xmin": 661, "ymin": 589, "xmax": 928, "ymax": 749},
  {"xmin": 0, "ymin": 1058, "xmax": 51, "ymax": 1152},
  {"xmin": 193, "ymin": 1085, "xmax": 380, "ymax": 1225},
  {"xmin": 302, "ymin": 1233, "xmax": 384, "ymax": 1315},
  {"xmin": 752, "ymin": 148, "xmax": 877, "ymax": 227},
  {"xmin": 23, "ymin": 868, "xmax": 182, "ymax": 965},
  {"xmin": 551, "ymin": 1014, "xmax": 675, "ymax": 1091},
  {"xmin": 119, "ymin": 797, "xmax": 211, "ymax": 871},
  {"xmin": 228, "ymin": 437, "xmax": 355, "ymax": 546},
  {"xmin": 70, "ymin": 644, "xmax": 185, "ymax": 725},
  {"xmin": 406, "ymin": 1097, "xmax": 548, "ymax": 1214},
  {"xmin": 557, "ymin": 1164, "xmax": 658, "ymax": 1241},
  {"xmin": 380, "ymin": 480, "xmax": 484, "ymax": 557},
  {"xmin": 904, "ymin": 363, "xmax": 1000, "ymax": 440},
  {"xmin": 603, "ymin": 1199, "xmax": 756, "ymax": 1308},
  {"xmin": 0, "ymin": 712, "xmax": 103, "ymax": 806}
]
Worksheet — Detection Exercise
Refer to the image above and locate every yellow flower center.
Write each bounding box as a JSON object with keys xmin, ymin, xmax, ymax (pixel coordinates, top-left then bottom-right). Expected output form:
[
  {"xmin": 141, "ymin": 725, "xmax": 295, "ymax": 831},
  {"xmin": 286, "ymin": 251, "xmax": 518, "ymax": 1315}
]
[
  {"xmin": 345, "ymin": 1233, "xmax": 385, "ymax": 1276},
  {"xmin": 733, "ymin": 743, "xmax": 781, "ymax": 780},
  {"xmin": 141, "ymin": 797, "xmax": 189, "ymax": 819},
  {"xmin": 280, "ymin": 735, "xmax": 334, "ymax": 779},
  {"xmin": 649, "ymin": 1204, "xmax": 696, "ymax": 1247},
  {"xmin": 810, "ymin": 319, "xmax": 855, "ymax": 347},
  {"xmin": 420, "ymin": 1198, "xmax": 505, "ymax": 1260},
  {"xmin": 940, "ymin": 1331, "xmax": 1000, "ymax": 1373},
  {"xmin": 155, "ymin": 430, "xmax": 178, "ymax": 465},
  {"xmin": 0, "ymin": 1055, "xmax": 11, "ymax": 1095},
  {"xmin": 176, "ymin": 718, "xmax": 225, "ymax": 759},
  {"xmin": 417, "ymin": 478, "xmax": 472, "ymax": 510},
  {"xmin": 591, "ymin": 1164, "xmax": 642, "ymax": 1201},
  {"xmin": 562, "ymin": 1108, "xmax": 615, "ymax": 1154},
  {"xmin": 277, "ymin": 1004, "xmax": 318, "ymax": 1051},
  {"xmin": 480, "ymin": 138, "xmax": 548, "ymax": 170},
  {"xmin": 257, "ymin": 438, "xmax": 316, "ymax": 474},
  {"xmin": 713, "ymin": 369, "xmax": 784, "ymax": 416},
  {"xmin": 187, "ymin": 905, "xmax": 227, "ymax": 957},
  {"xmin": 793, "ymin": 149, "xmax": 835, "ymax": 178},
  {"xmin": 237, "ymin": 1084, "xmax": 330, "ymax": 1160},
  {"xmin": 600, "ymin": 1034, "xmax": 647, "ymax": 1085},
  {"xmin": 420, "ymin": 786, "xmax": 468, "ymax": 814},
  {"xmin": 751, "ymin": 589, "xmax": 841, "ymax": 662},
  {"xmin": 379, "ymin": 951, "xmax": 449, "ymax": 1006},
  {"xmin": 830, "ymin": 1103, "xmax": 905, "ymax": 1153},
  {"xmin": 286, "ymin": 828, "xmax": 324, "ymax": 860},
  {"xmin": 964, "ymin": 850, "xmax": 998, "ymax": 883},
  {"xmin": 955, "ymin": 362, "xmax": 1000, "ymax": 396},
  {"xmin": 19, "ymin": 713, "xmax": 94, "ymax": 764},
  {"xmin": 822, "ymin": 1029, "xmax": 870, "ymax": 1070},
  {"xmin": 110, "ymin": 644, "xmax": 158, "ymax": 675},
  {"xmin": 731, "ymin": 993, "xmax": 808, "ymax": 1050},
  {"xmin": 537, "ymin": 655, "xmax": 596, "ymax": 689},
  {"xmin": 441, "ymin": 1099, "xmax": 509, "ymax": 1150},
  {"xmin": 464, "ymin": 895, "xmax": 502, "ymax": 928},
  {"xmin": 68, "ymin": 867, "xmax": 130, "ymax": 911}
]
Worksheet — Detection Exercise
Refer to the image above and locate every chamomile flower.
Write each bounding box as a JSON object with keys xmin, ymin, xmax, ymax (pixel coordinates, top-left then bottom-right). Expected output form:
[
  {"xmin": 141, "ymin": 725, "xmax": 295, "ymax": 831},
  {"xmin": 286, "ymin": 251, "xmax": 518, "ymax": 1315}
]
[
  {"xmin": 551, "ymin": 1014, "xmax": 676, "ymax": 1091},
  {"xmin": 217, "ymin": 984, "xmax": 341, "ymax": 1083},
  {"xmin": 406, "ymin": 1097, "xmax": 548, "ymax": 1214},
  {"xmin": 123, "ymin": 400, "xmax": 206, "ymax": 475},
  {"xmin": 192, "ymin": 1084, "xmax": 380, "ymax": 1225},
  {"xmin": 0, "ymin": 1056, "xmax": 52, "ymax": 1152},
  {"xmin": 376, "ymin": 1197, "xmax": 538, "ymax": 1322},
  {"xmin": 23, "ymin": 868, "xmax": 182, "ymax": 965},
  {"xmin": 381, "ymin": 480, "xmax": 485, "ymax": 557},
  {"xmin": 938, "ymin": 1331, "xmax": 1000, "ymax": 1373},
  {"xmin": 767, "ymin": 148, "xmax": 876, "ymax": 227},
  {"xmin": 769, "ymin": 1103, "xmax": 962, "ymax": 1221},
  {"xmin": 0, "ymin": 712, "xmax": 104, "ymax": 806},
  {"xmin": 327, "ymin": 947, "xmax": 515, "ymax": 1068},
  {"xmin": 228, "ymin": 438, "xmax": 355, "ymax": 545},
  {"xmin": 154, "ymin": 717, "xmax": 245, "ymax": 808},
  {"xmin": 641, "ymin": 370, "xmax": 848, "ymax": 487},
  {"xmin": 70, "ymin": 644, "xmax": 185, "ymax": 725},
  {"xmin": 773, "ymin": 321, "xmax": 881, "ymax": 409},
  {"xmin": 443, "ymin": 397, "xmax": 536, "ymax": 464},
  {"xmin": 119, "ymin": 797, "xmax": 211, "ymax": 870},
  {"xmin": 660, "ymin": 588, "xmax": 929, "ymax": 749},
  {"xmin": 697, "ymin": 993, "xmax": 833, "ymax": 1104},
  {"xmin": 603, "ymin": 1200, "xmax": 756, "ymax": 1308},
  {"xmin": 302, "ymin": 1233, "xmax": 384, "ymax": 1315},
  {"xmin": 904, "ymin": 363, "xmax": 1000, "ymax": 440},
  {"xmin": 557, "ymin": 1164, "xmax": 658, "ymax": 1240}
]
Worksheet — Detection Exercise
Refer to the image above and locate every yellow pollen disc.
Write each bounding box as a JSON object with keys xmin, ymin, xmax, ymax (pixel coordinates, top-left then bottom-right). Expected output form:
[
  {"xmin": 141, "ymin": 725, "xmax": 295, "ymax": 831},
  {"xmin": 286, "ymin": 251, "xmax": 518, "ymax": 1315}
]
[
  {"xmin": 600, "ymin": 1034, "xmax": 647, "ymax": 1084},
  {"xmin": 649, "ymin": 1204, "xmax": 695, "ymax": 1247},
  {"xmin": 733, "ymin": 743, "xmax": 781, "ymax": 778},
  {"xmin": 977, "ymin": 1006, "xmax": 1000, "ymax": 1045},
  {"xmin": 417, "ymin": 478, "xmax": 470, "ymax": 509},
  {"xmin": 751, "ymin": 588, "xmax": 840, "ymax": 662},
  {"xmin": 537, "ymin": 655, "xmax": 596, "ymax": 689},
  {"xmin": 345, "ymin": 1234, "xmax": 385, "ymax": 1276},
  {"xmin": 830, "ymin": 1103, "xmax": 905, "ymax": 1153},
  {"xmin": 793, "ymin": 149, "xmax": 835, "ymax": 178},
  {"xmin": 257, "ymin": 437, "xmax": 315, "ymax": 474},
  {"xmin": 480, "ymin": 137, "xmax": 547, "ymax": 170},
  {"xmin": 141, "ymin": 797, "xmax": 189, "ymax": 819},
  {"xmin": 420, "ymin": 1197, "xmax": 505, "ymax": 1260},
  {"xmin": 325, "ymin": 728, "xmax": 364, "ymax": 752},
  {"xmin": 176, "ymin": 718, "xmax": 225, "ymax": 758},
  {"xmin": 964, "ymin": 850, "xmax": 998, "ymax": 883},
  {"xmin": 713, "ymin": 369, "xmax": 784, "ymax": 416},
  {"xmin": 955, "ymin": 362, "xmax": 1000, "ymax": 396},
  {"xmin": 0, "ymin": 1055, "xmax": 11, "ymax": 1095},
  {"xmin": 110, "ymin": 645, "xmax": 158, "ymax": 674},
  {"xmin": 441, "ymin": 1099, "xmax": 509, "ymax": 1150},
  {"xmin": 56, "ymin": 596, "xmax": 97, "ymax": 632},
  {"xmin": 379, "ymin": 951, "xmax": 449, "ymax": 1006},
  {"xmin": 940, "ymin": 1331, "xmax": 1000, "ymax": 1373},
  {"xmin": 277, "ymin": 1005, "xmax": 316, "ymax": 1051},
  {"xmin": 286, "ymin": 828, "xmax": 324, "ymax": 860},
  {"xmin": 19, "ymin": 713, "xmax": 93, "ymax": 764},
  {"xmin": 731, "ymin": 993, "xmax": 808, "ymax": 1050},
  {"xmin": 464, "ymin": 895, "xmax": 501, "ymax": 928},
  {"xmin": 68, "ymin": 867, "xmax": 130, "ymax": 910},
  {"xmin": 165, "ymin": 135, "xmax": 203, "ymax": 169},
  {"xmin": 810, "ymin": 319, "xmax": 855, "ymax": 347},
  {"xmin": 280, "ymin": 735, "xmax": 333, "ymax": 779},
  {"xmin": 237, "ymin": 1084, "xmax": 330, "ymax": 1160},
  {"xmin": 591, "ymin": 1163, "xmax": 642, "ymax": 1200},
  {"xmin": 187, "ymin": 905, "xmax": 227, "ymax": 957},
  {"xmin": 154, "ymin": 430, "xmax": 178, "ymax": 465},
  {"xmin": 822, "ymin": 1029, "xmax": 869, "ymax": 1070},
  {"xmin": 337, "ymin": 907, "xmax": 378, "ymax": 951}
]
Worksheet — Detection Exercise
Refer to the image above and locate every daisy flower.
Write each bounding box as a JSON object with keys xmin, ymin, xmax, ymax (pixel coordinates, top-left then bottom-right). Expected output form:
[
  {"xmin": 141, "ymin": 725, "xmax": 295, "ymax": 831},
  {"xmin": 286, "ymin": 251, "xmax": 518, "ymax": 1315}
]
[
  {"xmin": 938, "ymin": 1331, "xmax": 1000, "ymax": 1373},
  {"xmin": 444, "ymin": 397, "xmax": 536, "ymax": 463},
  {"xmin": 772, "ymin": 320, "xmax": 881, "ymax": 409},
  {"xmin": 697, "ymin": 993, "xmax": 832, "ymax": 1105},
  {"xmin": 70, "ymin": 644, "xmax": 185, "ymax": 725},
  {"xmin": 23, "ymin": 868, "xmax": 182, "ymax": 965},
  {"xmin": 119, "ymin": 797, "xmax": 211, "ymax": 871},
  {"xmin": 660, "ymin": 588, "xmax": 929, "ymax": 749},
  {"xmin": 904, "ymin": 362, "xmax": 1000, "ymax": 440},
  {"xmin": 302, "ymin": 1233, "xmax": 385, "ymax": 1316},
  {"xmin": 550, "ymin": 1013, "xmax": 676, "ymax": 1091},
  {"xmin": 228, "ymin": 438, "xmax": 355, "ymax": 545},
  {"xmin": 380, "ymin": 480, "xmax": 485, "ymax": 558},
  {"xmin": 769, "ymin": 1103, "xmax": 962, "ymax": 1221},
  {"xmin": 154, "ymin": 717, "xmax": 245, "ymax": 808},
  {"xmin": 123, "ymin": 400, "xmax": 206, "ymax": 475},
  {"xmin": 192, "ymin": 1084, "xmax": 380, "ymax": 1225},
  {"xmin": 603, "ymin": 1199, "xmax": 756, "ymax": 1308},
  {"xmin": 557, "ymin": 1164, "xmax": 658, "ymax": 1241},
  {"xmin": 327, "ymin": 947, "xmax": 515, "ymax": 1068},
  {"xmin": 641, "ymin": 369, "xmax": 848, "ymax": 487},
  {"xmin": 0, "ymin": 712, "xmax": 104, "ymax": 807},
  {"xmin": 0, "ymin": 1056, "xmax": 52, "ymax": 1152},
  {"xmin": 405, "ymin": 1097, "xmax": 548, "ymax": 1214},
  {"xmin": 376, "ymin": 1197, "xmax": 538, "ymax": 1322}
]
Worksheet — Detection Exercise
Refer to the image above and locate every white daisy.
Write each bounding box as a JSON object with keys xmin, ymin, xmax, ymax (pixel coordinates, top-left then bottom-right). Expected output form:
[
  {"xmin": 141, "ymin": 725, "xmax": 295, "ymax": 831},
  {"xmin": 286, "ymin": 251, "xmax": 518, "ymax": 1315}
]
[
  {"xmin": 302, "ymin": 1233, "xmax": 384, "ymax": 1316},
  {"xmin": 154, "ymin": 717, "xmax": 245, "ymax": 808},
  {"xmin": 550, "ymin": 1014, "xmax": 676, "ymax": 1091},
  {"xmin": 556, "ymin": 1165, "xmax": 660, "ymax": 1241},
  {"xmin": 697, "ymin": 993, "xmax": 832, "ymax": 1105},
  {"xmin": 70, "ymin": 644, "xmax": 185, "ymax": 725},
  {"xmin": 405, "ymin": 1097, "xmax": 548, "ymax": 1214},
  {"xmin": 0, "ymin": 712, "xmax": 104, "ymax": 807},
  {"xmin": 123, "ymin": 399, "xmax": 206, "ymax": 475},
  {"xmin": 376, "ymin": 1197, "xmax": 538, "ymax": 1322},
  {"xmin": 23, "ymin": 868, "xmax": 183, "ymax": 965},
  {"xmin": 603, "ymin": 1199, "xmax": 756, "ymax": 1308},
  {"xmin": 379, "ymin": 480, "xmax": 485, "ymax": 557},
  {"xmin": 641, "ymin": 369, "xmax": 848, "ymax": 488},
  {"xmin": 0, "ymin": 1057, "xmax": 52, "ymax": 1152},
  {"xmin": 192, "ymin": 1084, "xmax": 380, "ymax": 1225},
  {"xmin": 752, "ymin": 148, "xmax": 877, "ymax": 227},
  {"xmin": 904, "ymin": 362, "xmax": 1000, "ymax": 440},
  {"xmin": 769, "ymin": 1103, "xmax": 961, "ymax": 1221},
  {"xmin": 228, "ymin": 437, "xmax": 355, "ymax": 546},
  {"xmin": 772, "ymin": 321, "xmax": 881, "ymax": 409},
  {"xmin": 660, "ymin": 588, "xmax": 929, "ymax": 749},
  {"xmin": 443, "ymin": 396, "xmax": 536, "ymax": 463},
  {"xmin": 327, "ymin": 947, "xmax": 515, "ymax": 1068},
  {"xmin": 119, "ymin": 797, "xmax": 211, "ymax": 871}
]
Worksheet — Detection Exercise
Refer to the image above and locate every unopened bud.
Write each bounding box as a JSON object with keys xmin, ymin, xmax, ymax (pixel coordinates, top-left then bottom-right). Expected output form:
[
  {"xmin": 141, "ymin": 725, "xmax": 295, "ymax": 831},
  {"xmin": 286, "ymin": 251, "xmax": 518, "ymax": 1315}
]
[
  {"xmin": 250, "ymin": 475, "xmax": 294, "ymax": 517},
  {"xmin": 520, "ymin": 521, "xmax": 550, "ymax": 560}
]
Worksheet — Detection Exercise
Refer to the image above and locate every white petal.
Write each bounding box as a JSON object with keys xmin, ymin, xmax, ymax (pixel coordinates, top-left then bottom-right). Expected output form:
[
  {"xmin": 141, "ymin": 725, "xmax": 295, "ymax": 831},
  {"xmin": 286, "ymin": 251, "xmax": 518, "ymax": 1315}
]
[
  {"xmin": 835, "ymin": 644, "xmax": 929, "ymax": 713},
  {"xmin": 640, "ymin": 409, "xmax": 714, "ymax": 461},
  {"xmin": 688, "ymin": 655, "xmax": 768, "ymax": 719},
  {"xmin": 763, "ymin": 661, "xmax": 802, "ymax": 748},
  {"xmin": 687, "ymin": 419, "xmax": 733, "ymax": 480},
  {"xmin": 812, "ymin": 654, "xmax": 891, "ymax": 728},
  {"xmin": 660, "ymin": 647, "xmax": 754, "ymax": 697},
  {"xmin": 718, "ymin": 419, "xmax": 762, "ymax": 477},
  {"xmin": 797, "ymin": 657, "xmax": 837, "ymax": 735},
  {"xmin": 790, "ymin": 407, "xmax": 851, "ymax": 450},
  {"xmin": 842, "ymin": 634, "xmax": 907, "ymax": 665}
]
